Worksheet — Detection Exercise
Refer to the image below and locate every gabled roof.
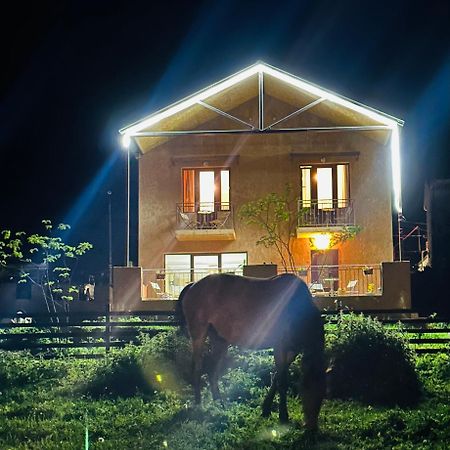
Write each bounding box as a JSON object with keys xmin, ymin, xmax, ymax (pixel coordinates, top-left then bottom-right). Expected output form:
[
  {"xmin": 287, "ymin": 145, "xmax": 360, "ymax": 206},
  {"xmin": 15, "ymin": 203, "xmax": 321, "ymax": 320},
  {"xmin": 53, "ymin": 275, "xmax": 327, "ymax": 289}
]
[
  {"xmin": 119, "ymin": 61, "xmax": 403, "ymax": 144},
  {"xmin": 119, "ymin": 61, "xmax": 403, "ymax": 213}
]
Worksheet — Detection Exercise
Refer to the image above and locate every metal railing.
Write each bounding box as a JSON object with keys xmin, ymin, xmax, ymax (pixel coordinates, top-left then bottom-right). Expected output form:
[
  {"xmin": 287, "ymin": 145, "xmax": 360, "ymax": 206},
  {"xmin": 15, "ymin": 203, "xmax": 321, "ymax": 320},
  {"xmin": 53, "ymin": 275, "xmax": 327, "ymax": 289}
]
[
  {"xmin": 298, "ymin": 199, "xmax": 355, "ymax": 227},
  {"xmin": 142, "ymin": 264, "xmax": 381, "ymax": 300},
  {"xmin": 286, "ymin": 264, "xmax": 382, "ymax": 296},
  {"xmin": 176, "ymin": 202, "xmax": 234, "ymax": 230}
]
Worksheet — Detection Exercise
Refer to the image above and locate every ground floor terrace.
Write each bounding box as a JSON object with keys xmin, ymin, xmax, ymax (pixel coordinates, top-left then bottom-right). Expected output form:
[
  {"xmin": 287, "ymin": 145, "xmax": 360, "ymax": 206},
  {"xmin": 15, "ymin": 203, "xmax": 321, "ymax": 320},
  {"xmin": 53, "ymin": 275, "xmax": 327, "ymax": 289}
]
[{"xmin": 112, "ymin": 261, "xmax": 411, "ymax": 313}]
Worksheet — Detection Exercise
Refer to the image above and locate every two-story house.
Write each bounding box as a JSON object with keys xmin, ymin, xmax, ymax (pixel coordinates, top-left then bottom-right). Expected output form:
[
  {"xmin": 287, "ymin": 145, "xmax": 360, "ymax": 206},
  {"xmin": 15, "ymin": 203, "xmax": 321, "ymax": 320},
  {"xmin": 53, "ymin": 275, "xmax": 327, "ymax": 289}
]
[{"xmin": 113, "ymin": 62, "xmax": 410, "ymax": 312}]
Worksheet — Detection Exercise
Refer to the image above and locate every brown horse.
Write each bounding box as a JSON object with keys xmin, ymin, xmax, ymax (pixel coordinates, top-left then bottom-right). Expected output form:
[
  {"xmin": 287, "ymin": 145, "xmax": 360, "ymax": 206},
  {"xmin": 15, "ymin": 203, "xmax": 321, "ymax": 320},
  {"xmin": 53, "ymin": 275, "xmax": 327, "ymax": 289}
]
[{"xmin": 179, "ymin": 272, "xmax": 326, "ymax": 430}]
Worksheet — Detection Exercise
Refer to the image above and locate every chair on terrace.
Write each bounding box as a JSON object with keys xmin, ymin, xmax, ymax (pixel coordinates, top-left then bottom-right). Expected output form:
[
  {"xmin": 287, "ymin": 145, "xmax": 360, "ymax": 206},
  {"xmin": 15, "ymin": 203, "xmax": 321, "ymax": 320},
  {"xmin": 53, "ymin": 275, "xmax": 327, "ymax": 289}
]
[
  {"xmin": 309, "ymin": 282, "xmax": 324, "ymax": 293},
  {"xmin": 346, "ymin": 280, "xmax": 358, "ymax": 294}
]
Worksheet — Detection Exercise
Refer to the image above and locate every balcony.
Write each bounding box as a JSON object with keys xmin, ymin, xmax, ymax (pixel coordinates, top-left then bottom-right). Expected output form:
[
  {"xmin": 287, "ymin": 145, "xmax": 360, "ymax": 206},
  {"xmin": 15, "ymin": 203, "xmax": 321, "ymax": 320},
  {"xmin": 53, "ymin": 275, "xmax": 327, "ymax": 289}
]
[
  {"xmin": 297, "ymin": 199, "xmax": 355, "ymax": 237},
  {"xmin": 175, "ymin": 202, "xmax": 236, "ymax": 241}
]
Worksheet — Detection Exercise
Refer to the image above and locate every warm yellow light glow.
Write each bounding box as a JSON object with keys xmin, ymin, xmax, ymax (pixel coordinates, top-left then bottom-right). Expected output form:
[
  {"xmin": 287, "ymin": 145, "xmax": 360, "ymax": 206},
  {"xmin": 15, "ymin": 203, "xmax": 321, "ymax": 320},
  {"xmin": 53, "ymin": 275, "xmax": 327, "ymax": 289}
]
[
  {"xmin": 156, "ymin": 374, "xmax": 163, "ymax": 383},
  {"xmin": 312, "ymin": 233, "xmax": 331, "ymax": 250}
]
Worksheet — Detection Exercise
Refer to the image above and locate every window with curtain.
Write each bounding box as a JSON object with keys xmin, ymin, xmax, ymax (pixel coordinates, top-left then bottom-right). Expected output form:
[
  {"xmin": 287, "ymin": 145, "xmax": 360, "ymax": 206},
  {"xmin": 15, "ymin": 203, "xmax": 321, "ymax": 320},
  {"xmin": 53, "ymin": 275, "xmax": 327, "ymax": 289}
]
[
  {"xmin": 182, "ymin": 168, "xmax": 230, "ymax": 212},
  {"xmin": 300, "ymin": 164, "xmax": 349, "ymax": 209}
]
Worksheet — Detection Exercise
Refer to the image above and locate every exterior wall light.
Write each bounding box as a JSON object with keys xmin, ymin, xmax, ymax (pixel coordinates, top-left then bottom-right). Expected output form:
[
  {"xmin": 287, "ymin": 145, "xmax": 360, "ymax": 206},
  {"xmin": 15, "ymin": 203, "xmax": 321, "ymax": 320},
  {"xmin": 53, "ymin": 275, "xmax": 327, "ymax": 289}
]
[{"xmin": 311, "ymin": 233, "xmax": 332, "ymax": 250}]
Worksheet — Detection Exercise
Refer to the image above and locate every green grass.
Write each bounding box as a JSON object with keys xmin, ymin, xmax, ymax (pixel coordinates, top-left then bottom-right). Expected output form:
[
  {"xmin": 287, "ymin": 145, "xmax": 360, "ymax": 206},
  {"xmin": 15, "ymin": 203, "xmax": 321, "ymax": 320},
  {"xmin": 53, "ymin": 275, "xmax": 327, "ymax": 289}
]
[{"xmin": 0, "ymin": 338, "xmax": 449, "ymax": 449}]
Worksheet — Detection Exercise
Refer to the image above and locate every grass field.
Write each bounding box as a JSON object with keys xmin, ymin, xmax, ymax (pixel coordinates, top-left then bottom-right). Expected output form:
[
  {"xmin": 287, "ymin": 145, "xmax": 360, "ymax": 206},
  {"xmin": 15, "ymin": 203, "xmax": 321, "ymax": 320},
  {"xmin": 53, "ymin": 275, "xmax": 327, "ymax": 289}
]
[{"xmin": 1, "ymin": 327, "xmax": 449, "ymax": 449}]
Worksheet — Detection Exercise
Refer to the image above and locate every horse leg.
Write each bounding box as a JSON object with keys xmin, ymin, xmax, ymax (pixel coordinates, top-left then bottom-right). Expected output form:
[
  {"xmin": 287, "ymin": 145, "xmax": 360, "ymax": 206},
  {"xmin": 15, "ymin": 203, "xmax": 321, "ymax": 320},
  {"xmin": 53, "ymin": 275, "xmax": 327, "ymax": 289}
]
[
  {"xmin": 208, "ymin": 328, "xmax": 228, "ymax": 403},
  {"xmin": 273, "ymin": 347, "xmax": 297, "ymax": 423},
  {"xmin": 262, "ymin": 372, "xmax": 278, "ymax": 417},
  {"xmin": 191, "ymin": 329, "xmax": 208, "ymax": 404},
  {"xmin": 301, "ymin": 351, "xmax": 326, "ymax": 430}
]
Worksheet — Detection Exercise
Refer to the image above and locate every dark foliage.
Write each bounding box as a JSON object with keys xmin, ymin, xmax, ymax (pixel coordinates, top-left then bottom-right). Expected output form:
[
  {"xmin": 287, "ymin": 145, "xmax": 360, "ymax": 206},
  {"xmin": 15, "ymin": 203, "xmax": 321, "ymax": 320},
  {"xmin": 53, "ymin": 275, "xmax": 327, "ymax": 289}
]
[
  {"xmin": 326, "ymin": 314, "xmax": 422, "ymax": 407},
  {"xmin": 80, "ymin": 329, "xmax": 192, "ymax": 399},
  {"xmin": 79, "ymin": 346, "xmax": 154, "ymax": 399}
]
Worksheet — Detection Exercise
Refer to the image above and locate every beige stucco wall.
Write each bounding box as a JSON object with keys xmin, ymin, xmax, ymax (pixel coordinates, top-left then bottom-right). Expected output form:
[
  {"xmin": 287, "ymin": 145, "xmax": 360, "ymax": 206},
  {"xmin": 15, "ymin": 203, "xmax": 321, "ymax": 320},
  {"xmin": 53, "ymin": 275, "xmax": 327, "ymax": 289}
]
[{"xmin": 137, "ymin": 122, "xmax": 394, "ymax": 270}]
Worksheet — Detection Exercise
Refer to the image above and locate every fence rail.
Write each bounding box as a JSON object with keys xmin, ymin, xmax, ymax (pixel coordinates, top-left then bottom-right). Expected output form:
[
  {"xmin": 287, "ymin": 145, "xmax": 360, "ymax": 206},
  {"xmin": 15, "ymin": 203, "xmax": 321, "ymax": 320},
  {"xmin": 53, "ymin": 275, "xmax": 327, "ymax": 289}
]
[{"xmin": 1, "ymin": 310, "xmax": 449, "ymax": 355}]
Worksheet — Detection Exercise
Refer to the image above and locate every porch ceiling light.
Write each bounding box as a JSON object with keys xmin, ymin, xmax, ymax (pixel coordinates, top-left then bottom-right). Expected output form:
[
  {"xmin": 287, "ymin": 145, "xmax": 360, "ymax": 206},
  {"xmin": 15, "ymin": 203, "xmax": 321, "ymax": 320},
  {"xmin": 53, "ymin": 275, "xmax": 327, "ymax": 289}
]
[
  {"xmin": 119, "ymin": 62, "xmax": 403, "ymax": 212},
  {"xmin": 311, "ymin": 233, "xmax": 332, "ymax": 251}
]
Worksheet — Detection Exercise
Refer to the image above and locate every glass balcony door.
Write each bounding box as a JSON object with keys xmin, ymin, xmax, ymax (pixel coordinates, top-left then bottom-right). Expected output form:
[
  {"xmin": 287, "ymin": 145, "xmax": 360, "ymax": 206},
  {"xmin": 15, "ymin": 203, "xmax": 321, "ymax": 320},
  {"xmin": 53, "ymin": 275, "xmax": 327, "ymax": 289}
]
[
  {"xmin": 193, "ymin": 254, "xmax": 219, "ymax": 281},
  {"xmin": 198, "ymin": 171, "xmax": 215, "ymax": 212}
]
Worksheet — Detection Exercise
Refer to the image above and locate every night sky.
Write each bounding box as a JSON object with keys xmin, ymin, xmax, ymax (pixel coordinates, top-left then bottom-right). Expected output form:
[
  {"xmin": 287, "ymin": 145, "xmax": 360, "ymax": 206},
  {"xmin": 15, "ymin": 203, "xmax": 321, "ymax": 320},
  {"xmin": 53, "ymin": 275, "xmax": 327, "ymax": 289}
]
[{"xmin": 1, "ymin": 0, "xmax": 449, "ymax": 275}]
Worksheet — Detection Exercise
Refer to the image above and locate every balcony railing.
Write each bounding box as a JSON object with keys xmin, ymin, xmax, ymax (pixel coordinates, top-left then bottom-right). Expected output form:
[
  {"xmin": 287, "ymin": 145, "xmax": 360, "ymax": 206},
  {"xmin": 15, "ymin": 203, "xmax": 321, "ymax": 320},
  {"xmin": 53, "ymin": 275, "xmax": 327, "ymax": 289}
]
[
  {"xmin": 286, "ymin": 264, "xmax": 382, "ymax": 296},
  {"xmin": 176, "ymin": 202, "xmax": 234, "ymax": 230},
  {"xmin": 298, "ymin": 199, "xmax": 355, "ymax": 227},
  {"xmin": 141, "ymin": 264, "xmax": 382, "ymax": 300}
]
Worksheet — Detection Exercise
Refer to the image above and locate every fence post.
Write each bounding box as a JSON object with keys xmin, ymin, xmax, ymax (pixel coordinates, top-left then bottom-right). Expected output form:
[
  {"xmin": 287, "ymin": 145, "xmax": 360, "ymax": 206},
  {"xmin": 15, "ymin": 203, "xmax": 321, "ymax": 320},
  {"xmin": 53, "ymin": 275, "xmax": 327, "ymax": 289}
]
[{"xmin": 105, "ymin": 302, "xmax": 111, "ymax": 353}]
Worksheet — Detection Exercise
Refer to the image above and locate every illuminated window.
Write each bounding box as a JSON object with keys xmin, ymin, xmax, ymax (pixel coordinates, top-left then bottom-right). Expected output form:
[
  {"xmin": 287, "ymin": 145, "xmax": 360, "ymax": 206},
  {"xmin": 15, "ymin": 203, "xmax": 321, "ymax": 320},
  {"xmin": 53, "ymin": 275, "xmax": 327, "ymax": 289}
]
[
  {"xmin": 182, "ymin": 168, "xmax": 230, "ymax": 212},
  {"xmin": 300, "ymin": 164, "xmax": 349, "ymax": 209},
  {"xmin": 164, "ymin": 252, "xmax": 247, "ymax": 293}
]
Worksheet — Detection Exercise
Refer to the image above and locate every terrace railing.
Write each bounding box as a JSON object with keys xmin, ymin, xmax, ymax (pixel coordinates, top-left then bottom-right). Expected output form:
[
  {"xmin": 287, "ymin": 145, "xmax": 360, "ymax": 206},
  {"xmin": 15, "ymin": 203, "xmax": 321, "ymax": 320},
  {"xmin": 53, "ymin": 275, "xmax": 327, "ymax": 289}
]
[
  {"xmin": 298, "ymin": 199, "xmax": 355, "ymax": 227},
  {"xmin": 142, "ymin": 264, "xmax": 381, "ymax": 300},
  {"xmin": 176, "ymin": 202, "xmax": 234, "ymax": 230},
  {"xmin": 286, "ymin": 264, "xmax": 382, "ymax": 296}
]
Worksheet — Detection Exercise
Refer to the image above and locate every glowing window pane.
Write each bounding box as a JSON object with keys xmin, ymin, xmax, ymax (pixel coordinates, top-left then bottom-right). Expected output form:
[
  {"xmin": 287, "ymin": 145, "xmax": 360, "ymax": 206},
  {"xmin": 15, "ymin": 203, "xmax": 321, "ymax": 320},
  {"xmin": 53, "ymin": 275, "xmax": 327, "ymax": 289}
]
[
  {"xmin": 164, "ymin": 254, "xmax": 191, "ymax": 296},
  {"xmin": 221, "ymin": 253, "xmax": 247, "ymax": 274},
  {"xmin": 220, "ymin": 170, "xmax": 230, "ymax": 210},
  {"xmin": 337, "ymin": 165, "xmax": 349, "ymax": 208},
  {"xmin": 301, "ymin": 167, "xmax": 311, "ymax": 208},
  {"xmin": 165, "ymin": 254, "xmax": 190, "ymax": 271},
  {"xmin": 193, "ymin": 255, "xmax": 219, "ymax": 282},
  {"xmin": 199, "ymin": 171, "xmax": 215, "ymax": 212},
  {"xmin": 317, "ymin": 168, "xmax": 333, "ymax": 209}
]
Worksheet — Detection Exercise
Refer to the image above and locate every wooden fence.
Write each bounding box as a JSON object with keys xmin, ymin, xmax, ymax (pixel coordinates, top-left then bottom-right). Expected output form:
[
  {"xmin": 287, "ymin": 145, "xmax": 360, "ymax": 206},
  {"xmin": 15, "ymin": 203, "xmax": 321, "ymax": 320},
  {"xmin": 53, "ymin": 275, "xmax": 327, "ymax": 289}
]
[{"xmin": 0, "ymin": 310, "xmax": 449, "ymax": 355}]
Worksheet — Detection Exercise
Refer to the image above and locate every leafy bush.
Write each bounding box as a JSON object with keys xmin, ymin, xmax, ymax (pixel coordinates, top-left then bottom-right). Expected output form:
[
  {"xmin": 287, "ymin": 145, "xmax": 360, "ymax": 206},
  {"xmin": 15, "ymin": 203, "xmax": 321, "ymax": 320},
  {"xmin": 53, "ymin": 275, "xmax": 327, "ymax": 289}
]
[
  {"xmin": 0, "ymin": 350, "xmax": 66, "ymax": 388},
  {"xmin": 80, "ymin": 329, "xmax": 192, "ymax": 398},
  {"xmin": 140, "ymin": 328, "xmax": 193, "ymax": 385},
  {"xmin": 79, "ymin": 345, "xmax": 153, "ymax": 398},
  {"xmin": 326, "ymin": 314, "xmax": 422, "ymax": 406},
  {"xmin": 221, "ymin": 368, "xmax": 261, "ymax": 402},
  {"xmin": 228, "ymin": 348, "xmax": 273, "ymax": 388}
]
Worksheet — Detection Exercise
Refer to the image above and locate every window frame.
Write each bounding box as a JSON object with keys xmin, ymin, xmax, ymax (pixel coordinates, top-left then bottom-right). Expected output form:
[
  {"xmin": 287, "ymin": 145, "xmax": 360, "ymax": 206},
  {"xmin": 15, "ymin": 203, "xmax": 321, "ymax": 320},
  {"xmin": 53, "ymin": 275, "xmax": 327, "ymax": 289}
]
[
  {"xmin": 181, "ymin": 166, "xmax": 231, "ymax": 212},
  {"xmin": 300, "ymin": 163, "xmax": 350, "ymax": 207},
  {"xmin": 164, "ymin": 251, "xmax": 247, "ymax": 275}
]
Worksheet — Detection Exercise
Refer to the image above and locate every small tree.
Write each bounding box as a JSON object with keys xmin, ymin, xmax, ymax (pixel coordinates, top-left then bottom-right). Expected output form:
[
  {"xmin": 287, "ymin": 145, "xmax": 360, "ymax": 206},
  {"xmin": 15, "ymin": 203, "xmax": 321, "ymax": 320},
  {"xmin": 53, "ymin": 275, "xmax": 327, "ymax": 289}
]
[
  {"xmin": 239, "ymin": 185, "xmax": 300, "ymax": 272},
  {"xmin": 0, "ymin": 220, "xmax": 92, "ymax": 315},
  {"xmin": 239, "ymin": 185, "xmax": 361, "ymax": 272}
]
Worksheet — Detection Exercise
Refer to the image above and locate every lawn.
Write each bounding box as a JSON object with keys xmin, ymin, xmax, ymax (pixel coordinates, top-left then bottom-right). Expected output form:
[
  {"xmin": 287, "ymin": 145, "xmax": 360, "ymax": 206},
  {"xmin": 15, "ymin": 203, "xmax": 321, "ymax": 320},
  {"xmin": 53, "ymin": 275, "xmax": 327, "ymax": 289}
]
[{"xmin": 1, "ymin": 326, "xmax": 450, "ymax": 449}]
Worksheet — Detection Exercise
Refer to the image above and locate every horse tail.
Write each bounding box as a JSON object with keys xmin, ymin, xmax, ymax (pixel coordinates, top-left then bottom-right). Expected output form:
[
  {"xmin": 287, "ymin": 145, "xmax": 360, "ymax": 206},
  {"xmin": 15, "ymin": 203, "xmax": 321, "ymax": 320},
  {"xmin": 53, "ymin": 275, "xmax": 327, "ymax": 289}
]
[{"xmin": 176, "ymin": 282, "xmax": 193, "ymax": 334}]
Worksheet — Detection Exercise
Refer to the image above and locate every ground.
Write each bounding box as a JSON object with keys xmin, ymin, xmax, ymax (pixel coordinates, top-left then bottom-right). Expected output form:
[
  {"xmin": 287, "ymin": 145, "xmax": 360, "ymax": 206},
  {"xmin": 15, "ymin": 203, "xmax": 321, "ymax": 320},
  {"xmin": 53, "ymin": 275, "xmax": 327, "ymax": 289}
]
[{"xmin": 0, "ymin": 341, "xmax": 449, "ymax": 450}]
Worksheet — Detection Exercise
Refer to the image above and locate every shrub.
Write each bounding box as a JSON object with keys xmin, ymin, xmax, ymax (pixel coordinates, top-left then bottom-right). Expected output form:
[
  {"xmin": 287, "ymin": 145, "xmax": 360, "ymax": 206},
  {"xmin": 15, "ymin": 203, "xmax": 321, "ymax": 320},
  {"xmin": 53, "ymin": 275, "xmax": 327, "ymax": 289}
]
[
  {"xmin": 228, "ymin": 348, "xmax": 273, "ymax": 388},
  {"xmin": 80, "ymin": 345, "xmax": 154, "ymax": 398},
  {"xmin": 326, "ymin": 314, "xmax": 422, "ymax": 406},
  {"xmin": 221, "ymin": 368, "xmax": 261, "ymax": 402},
  {"xmin": 0, "ymin": 350, "xmax": 66, "ymax": 388},
  {"xmin": 80, "ymin": 329, "xmax": 192, "ymax": 398},
  {"xmin": 140, "ymin": 328, "xmax": 193, "ymax": 385}
]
